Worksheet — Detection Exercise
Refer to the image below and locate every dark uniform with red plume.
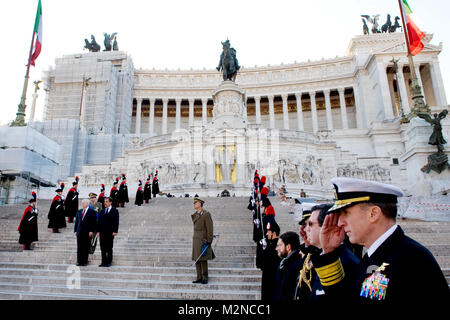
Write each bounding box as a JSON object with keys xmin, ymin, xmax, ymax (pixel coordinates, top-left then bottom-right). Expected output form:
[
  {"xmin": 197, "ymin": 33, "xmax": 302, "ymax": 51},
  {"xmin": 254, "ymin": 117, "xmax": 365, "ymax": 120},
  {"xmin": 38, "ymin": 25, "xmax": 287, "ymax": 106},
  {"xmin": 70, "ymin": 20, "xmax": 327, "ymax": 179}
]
[
  {"xmin": 143, "ymin": 175, "xmax": 152, "ymax": 203},
  {"xmin": 110, "ymin": 178, "xmax": 120, "ymax": 208},
  {"xmin": 48, "ymin": 184, "xmax": 67, "ymax": 233},
  {"xmin": 118, "ymin": 174, "xmax": 129, "ymax": 208},
  {"xmin": 65, "ymin": 177, "xmax": 79, "ymax": 223},
  {"xmin": 98, "ymin": 184, "xmax": 106, "ymax": 209},
  {"xmin": 152, "ymin": 170, "xmax": 160, "ymax": 198},
  {"xmin": 18, "ymin": 193, "xmax": 39, "ymax": 250},
  {"xmin": 135, "ymin": 180, "xmax": 144, "ymax": 206}
]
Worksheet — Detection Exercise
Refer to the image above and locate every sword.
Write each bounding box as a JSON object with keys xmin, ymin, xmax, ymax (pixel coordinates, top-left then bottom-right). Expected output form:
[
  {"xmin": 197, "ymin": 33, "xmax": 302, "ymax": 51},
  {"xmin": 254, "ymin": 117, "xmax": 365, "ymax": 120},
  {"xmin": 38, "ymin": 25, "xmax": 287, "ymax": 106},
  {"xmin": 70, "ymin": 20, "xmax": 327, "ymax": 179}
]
[{"xmin": 192, "ymin": 234, "xmax": 219, "ymax": 267}]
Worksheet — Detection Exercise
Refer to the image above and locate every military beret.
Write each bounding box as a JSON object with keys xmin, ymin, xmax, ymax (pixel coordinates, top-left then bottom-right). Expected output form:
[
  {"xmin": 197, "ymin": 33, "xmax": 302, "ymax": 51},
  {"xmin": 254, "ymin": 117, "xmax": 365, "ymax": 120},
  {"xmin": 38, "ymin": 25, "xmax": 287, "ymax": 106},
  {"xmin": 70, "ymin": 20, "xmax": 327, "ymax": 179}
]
[{"xmin": 328, "ymin": 177, "xmax": 404, "ymax": 213}]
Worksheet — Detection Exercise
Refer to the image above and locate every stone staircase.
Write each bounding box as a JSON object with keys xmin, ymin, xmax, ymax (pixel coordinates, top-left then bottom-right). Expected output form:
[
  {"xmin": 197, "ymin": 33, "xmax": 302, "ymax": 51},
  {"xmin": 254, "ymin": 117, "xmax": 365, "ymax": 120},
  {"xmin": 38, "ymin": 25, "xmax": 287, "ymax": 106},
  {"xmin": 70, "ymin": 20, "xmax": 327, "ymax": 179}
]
[{"xmin": 0, "ymin": 196, "xmax": 448, "ymax": 300}]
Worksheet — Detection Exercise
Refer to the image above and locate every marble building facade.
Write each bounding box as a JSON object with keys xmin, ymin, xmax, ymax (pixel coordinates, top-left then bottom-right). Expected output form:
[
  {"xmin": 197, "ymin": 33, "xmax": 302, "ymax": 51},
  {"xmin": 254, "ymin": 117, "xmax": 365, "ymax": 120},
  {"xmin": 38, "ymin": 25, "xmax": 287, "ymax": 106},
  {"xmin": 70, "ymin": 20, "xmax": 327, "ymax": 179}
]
[{"xmin": 14, "ymin": 32, "xmax": 450, "ymax": 200}]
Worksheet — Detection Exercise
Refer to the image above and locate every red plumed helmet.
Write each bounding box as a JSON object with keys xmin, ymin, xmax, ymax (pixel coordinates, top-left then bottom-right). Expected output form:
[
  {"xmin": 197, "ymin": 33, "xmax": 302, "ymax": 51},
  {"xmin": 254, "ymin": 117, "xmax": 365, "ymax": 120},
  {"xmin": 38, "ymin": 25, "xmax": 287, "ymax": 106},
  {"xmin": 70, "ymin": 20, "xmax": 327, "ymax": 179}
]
[
  {"xmin": 31, "ymin": 191, "xmax": 37, "ymax": 200},
  {"xmin": 260, "ymin": 176, "xmax": 266, "ymax": 184},
  {"xmin": 261, "ymin": 187, "xmax": 269, "ymax": 196},
  {"xmin": 75, "ymin": 176, "xmax": 79, "ymax": 182}
]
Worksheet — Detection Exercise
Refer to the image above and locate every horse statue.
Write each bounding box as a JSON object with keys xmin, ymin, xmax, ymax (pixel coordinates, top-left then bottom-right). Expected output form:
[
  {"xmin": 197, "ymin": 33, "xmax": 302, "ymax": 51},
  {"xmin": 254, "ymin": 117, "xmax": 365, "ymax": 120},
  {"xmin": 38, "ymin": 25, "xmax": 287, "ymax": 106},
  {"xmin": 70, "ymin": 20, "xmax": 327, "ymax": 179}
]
[
  {"xmin": 390, "ymin": 16, "xmax": 402, "ymax": 33},
  {"xmin": 381, "ymin": 14, "xmax": 392, "ymax": 33},
  {"xmin": 217, "ymin": 39, "xmax": 240, "ymax": 82},
  {"xmin": 84, "ymin": 35, "xmax": 101, "ymax": 52},
  {"xmin": 103, "ymin": 32, "xmax": 118, "ymax": 52}
]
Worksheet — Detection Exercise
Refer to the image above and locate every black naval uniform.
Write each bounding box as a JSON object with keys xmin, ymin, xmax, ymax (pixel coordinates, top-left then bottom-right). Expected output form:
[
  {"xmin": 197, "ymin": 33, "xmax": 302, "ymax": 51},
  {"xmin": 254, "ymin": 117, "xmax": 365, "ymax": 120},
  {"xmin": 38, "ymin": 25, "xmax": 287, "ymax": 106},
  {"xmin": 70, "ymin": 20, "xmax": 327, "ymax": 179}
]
[
  {"xmin": 312, "ymin": 226, "xmax": 450, "ymax": 304},
  {"xmin": 295, "ymin": 244, "xmax": 359, "ymax": 302},
  {"xmin": 261, "ymin": 237, "xmax": 282, "ymax": 300}
]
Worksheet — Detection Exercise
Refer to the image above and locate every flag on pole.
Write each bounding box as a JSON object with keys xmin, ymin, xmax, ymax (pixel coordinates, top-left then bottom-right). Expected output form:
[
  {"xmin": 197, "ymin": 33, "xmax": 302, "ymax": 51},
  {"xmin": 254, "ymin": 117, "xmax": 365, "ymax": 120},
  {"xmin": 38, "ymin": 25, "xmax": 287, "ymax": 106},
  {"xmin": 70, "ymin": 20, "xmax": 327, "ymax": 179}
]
[
  {"xmin": 400, "ymin": 0, "xmax": 425, "ymax": 56},
  {"xmin": 30, "ymin": 0, "xmax": 43, "ymax": 67}
]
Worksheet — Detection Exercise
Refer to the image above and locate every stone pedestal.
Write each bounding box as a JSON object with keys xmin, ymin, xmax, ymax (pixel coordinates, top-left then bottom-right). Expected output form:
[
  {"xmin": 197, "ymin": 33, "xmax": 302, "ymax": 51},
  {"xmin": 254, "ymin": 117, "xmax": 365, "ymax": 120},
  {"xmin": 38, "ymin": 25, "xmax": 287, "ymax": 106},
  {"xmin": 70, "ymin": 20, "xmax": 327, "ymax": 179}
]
[
  {"xmin": 211, "ymin": 81, "xmax": 247, "ymax": 129},
  {"xmin": 400, "ymin": 117, "xmax": 450, "ymax": 196}
]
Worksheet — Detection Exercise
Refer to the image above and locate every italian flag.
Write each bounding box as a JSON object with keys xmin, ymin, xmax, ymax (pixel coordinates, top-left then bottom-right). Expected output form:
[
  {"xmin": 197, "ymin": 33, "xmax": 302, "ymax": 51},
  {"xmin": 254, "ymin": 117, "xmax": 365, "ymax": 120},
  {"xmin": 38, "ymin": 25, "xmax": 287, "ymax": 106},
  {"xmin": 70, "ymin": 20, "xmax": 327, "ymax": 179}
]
[
  {"xmin": 30, "ymin": 0, "xmax": 42, "ymax": 67},
  {"xmin": 400, "ymin": 0, "xmax": 425, "ymax": 56}
]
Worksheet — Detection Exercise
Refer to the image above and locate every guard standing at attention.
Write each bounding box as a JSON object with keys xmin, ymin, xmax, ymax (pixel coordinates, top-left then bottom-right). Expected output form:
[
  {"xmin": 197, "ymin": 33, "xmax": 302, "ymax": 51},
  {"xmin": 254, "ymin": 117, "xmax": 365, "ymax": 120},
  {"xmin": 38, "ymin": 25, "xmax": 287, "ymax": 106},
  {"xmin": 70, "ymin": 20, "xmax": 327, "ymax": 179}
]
[{"xmin": 191, "ymin": 198, "xmax": 215, "ymax": 284}]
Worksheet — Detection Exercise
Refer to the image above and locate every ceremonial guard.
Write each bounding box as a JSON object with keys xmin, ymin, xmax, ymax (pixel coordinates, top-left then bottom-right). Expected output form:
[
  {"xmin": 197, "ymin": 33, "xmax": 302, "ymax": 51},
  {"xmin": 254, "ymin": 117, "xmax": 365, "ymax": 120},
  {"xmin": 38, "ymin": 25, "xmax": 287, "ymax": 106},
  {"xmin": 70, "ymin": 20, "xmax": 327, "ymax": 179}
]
[
  {"xmin": 98, "ymin": 184, "xmax": 106, "ymax": 209},
  {"xmin": 48, "ymin": 184, "xmax": 67, "ymax": 233},
  {"xmin": 191, "ymin": 198, "xmax": 215, "ymax": 284},
  {"xmin": 74, "ymin": 199, "xmax": 97, "ymax": 266},
  {"xmin": 18, "ymin": 193, "xmax": 39, "ymax": 250},
  {"xmin": 110, "ymin": 178, "xmax": 120, "ymax": 208},
  {"xmin": 65, "ymin": 177, "xmax": 79, "ymax": 223},
  {"xmin": 135, "ymin": 180, "xmax": 144, "ymax": 206},
  {"xmin": 312, "ymin": 177, "xmax": 450, "ymax": 303},
  {"xmin": 118, "ymin": 174, "xmax": 129, "ymax": 208},
  {"xmin": 143, "ymin": 175, "xmax": 152, "ymax": 203},
  {"xmin": 260, "ymin": 220, "xmax": 282, "ymax": 300},
  {"xmin": 97, "ymin": 197, "xmax": 119, "ymax": 267},
  {"xmin": 152, "ymin": 170, "xmax": 160, "ymax": 198}
]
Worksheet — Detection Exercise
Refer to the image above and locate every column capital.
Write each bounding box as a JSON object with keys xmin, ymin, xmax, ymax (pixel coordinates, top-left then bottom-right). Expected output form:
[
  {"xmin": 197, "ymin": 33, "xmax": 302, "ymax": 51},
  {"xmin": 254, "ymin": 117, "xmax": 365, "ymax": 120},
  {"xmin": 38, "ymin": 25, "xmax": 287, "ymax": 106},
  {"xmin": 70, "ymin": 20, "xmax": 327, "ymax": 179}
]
[
  {"xmin": 267, "ymin": 95, "xmax": 274, "ymax": 101},
  {"xmin": 281, "ymin": 94, "xmax": 288, "ymax": 100},
  {"xmin": 295, "ymin": 92, "xmax": 303, "ymax": 99},
  {"xmin": 136, "ymin": 97, "xmax": 143, "ymax": 103},
  {"xmin": 201, "ymin": 98, "xmax": 209, "ymax": 104},
  {"xmin": 254, "ymin": 96, "xmax": 261, "ymax": 102},
  {"xmin": 323, "ymin": 89, "xmax": 331, "ymax": 97},
  {"xmin": 309, "ymin": 91, "xmax": 316, "ymax": 97},
  {"xmin": 149, "ymin": 98, "xmax": 156, "ymax": 105},
  {"xmin": 162, "ymin": 98, "xmax": 169, "ymax": 104},
  {"xmin": 337, "ymin": 87, "xmax": 346, "ymax": 94},
  {"xmin": 175, "ymin": 98, "xmax": 182, "ymax": 104},
  {"xmin": 188, "ymin": 98, "xmax": 195, "ymax": 105}
]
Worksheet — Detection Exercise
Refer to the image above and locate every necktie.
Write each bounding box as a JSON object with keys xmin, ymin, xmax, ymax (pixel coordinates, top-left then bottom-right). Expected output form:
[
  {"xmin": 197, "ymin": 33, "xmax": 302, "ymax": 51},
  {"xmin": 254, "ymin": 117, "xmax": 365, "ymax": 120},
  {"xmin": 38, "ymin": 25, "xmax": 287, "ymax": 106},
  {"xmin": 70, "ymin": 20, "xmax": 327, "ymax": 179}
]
[{"xmin": 82, "ymin": 209, "xmax": 86, "ymax": 220}]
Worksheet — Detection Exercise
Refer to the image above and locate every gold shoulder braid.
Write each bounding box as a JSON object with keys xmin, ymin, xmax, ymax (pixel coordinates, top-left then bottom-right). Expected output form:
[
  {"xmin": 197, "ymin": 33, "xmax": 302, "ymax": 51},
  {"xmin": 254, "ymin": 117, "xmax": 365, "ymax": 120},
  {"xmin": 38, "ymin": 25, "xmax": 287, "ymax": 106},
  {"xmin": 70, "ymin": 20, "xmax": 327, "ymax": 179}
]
[{"xmin": 298, "ymin": 253, "xmax": 314, "ymax": 292}]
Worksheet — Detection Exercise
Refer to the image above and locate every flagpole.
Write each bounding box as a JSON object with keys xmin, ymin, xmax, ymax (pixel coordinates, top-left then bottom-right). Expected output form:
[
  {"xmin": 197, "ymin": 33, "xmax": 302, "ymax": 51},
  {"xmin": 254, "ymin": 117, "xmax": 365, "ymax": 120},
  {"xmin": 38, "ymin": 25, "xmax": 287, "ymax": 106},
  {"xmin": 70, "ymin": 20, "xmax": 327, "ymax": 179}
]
[
  {"xmin": 397, "ymin": 0, "xmax": 430, "ymax": 118},
  {"xmin": 11, "ymin": 1, "xmax": 40, "ymax": 127}
]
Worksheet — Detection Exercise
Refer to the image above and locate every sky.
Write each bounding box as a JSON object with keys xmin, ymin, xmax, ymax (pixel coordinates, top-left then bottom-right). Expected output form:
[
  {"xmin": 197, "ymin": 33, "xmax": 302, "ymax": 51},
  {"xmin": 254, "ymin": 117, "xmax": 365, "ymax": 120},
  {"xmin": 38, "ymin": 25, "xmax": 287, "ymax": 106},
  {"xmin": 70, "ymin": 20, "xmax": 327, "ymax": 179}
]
[{"xmin": 1, "ymin": 0, "xmax": 449, "ymax": 125}]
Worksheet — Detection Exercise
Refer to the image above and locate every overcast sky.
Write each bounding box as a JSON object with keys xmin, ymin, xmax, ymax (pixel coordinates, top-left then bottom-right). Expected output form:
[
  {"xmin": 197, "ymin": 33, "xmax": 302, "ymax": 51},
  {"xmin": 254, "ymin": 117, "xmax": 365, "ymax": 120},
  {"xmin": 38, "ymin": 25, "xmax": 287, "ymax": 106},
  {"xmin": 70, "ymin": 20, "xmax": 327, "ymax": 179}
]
[{"xmin": 1, "ymin": 0, "xmax": 449, "ymax": 125}]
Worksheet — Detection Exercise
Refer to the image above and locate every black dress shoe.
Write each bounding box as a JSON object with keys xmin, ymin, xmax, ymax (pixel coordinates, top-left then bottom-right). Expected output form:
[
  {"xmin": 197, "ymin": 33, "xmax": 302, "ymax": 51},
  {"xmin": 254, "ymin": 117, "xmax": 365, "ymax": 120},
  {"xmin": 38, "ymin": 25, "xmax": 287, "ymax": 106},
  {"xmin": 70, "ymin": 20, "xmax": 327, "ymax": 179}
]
[
  {"xmin": 192, "ymin": 279, "xmax": 202, "ymax": 284},
  {"xmin": 99, "ymin": 264, "xmax": 107, "ymax": 267},
  {"xmin": 201, "ymin": 280, "xmax": 208, "ymax": 284}
]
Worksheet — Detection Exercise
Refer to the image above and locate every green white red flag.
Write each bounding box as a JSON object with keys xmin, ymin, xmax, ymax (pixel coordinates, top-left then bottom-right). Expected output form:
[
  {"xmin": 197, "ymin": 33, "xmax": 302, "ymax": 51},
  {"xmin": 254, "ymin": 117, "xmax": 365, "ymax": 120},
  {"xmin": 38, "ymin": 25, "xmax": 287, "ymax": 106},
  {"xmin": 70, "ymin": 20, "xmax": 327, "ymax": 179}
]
[
  {"xmin": 30, "ymin": 0, "xmax": 42, "ymax": 67},
  {"xmin": 400, "ymin": 0, "xmax": 425, "ymax": 56}
]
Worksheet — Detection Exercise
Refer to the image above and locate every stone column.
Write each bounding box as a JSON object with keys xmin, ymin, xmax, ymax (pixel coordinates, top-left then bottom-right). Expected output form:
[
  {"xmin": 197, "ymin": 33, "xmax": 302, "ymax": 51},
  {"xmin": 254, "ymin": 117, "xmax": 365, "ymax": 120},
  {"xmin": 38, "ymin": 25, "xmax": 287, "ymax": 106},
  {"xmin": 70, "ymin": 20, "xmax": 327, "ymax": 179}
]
[
  {"xmin": 309, "ymin": 91, "xmax": 318, "ymax": 133},
  {"xmin": 353, "ymin": 86, "xmax": 366, "ymax": 129},
  {"xmin": 175, "ymin": 98, "xmax": 182, "ymax": 130},
  {"xmin": 136, "ymin": 98, "xmax": 142, "ymax": 134},
  {"xmin": 429, "ymin": 59, "xmax": 448, "ymax": 107},
  {"xmin": 162, "ymin": 98, "xmax": 168, "ymax": 135},
  {"xmin": 149, "ymin": 98, "xmax": 155, "ymax": 134},
  {"xmin": 338, "ymin": 88, "xmax": 349, "ymax": 130},
  {"xmin": 268, "ymin": 95, "xmax": 275, "ymax": 129},
  {"xmin": 254, "ymin": 96, "xmax": 261, "ymax": 125},
  {"xmin": 414, "ymin": 65, "xmax": 426, "ymax": 103},
  {"xmin": 188, "ymin": 98, "xmax": 195, "ymax": 127},
  {"xmin": 295, "ymin": 93, "xmax": 304, "ymax": 131},
  {"xmin": 397, "ymin": 65, "xmax": 411, "ymax": 114},
  {"xmin": 324, "ymin": 89, "xmax": 333, "ymax": 131},
  {"xmin": 202, "ymin": 98, "xmax": 208, "ymax": 126},
  {"xmin": 282, "ymin": 94, "xmax": 289, "ymax": 130},
  {"xmin": 378, "ymin": 62, "xmax": 394, "ymax": 119},
  {"xmin": 29, "ymin": 93, "xmax": 38, "ymax": 122}
]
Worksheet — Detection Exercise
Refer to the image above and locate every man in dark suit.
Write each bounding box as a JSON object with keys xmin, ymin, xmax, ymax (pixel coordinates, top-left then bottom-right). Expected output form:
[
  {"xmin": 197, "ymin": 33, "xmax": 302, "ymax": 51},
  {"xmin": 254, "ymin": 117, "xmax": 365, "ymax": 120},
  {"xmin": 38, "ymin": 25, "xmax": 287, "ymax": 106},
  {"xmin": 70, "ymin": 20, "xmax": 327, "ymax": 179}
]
[
  {"xmin": 74, "ymin": 199, "xmax": 97, "ymax": 266},
  {"xmin": 97, "ymin": 197, "xmax": 119, "ymax": 267}
]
